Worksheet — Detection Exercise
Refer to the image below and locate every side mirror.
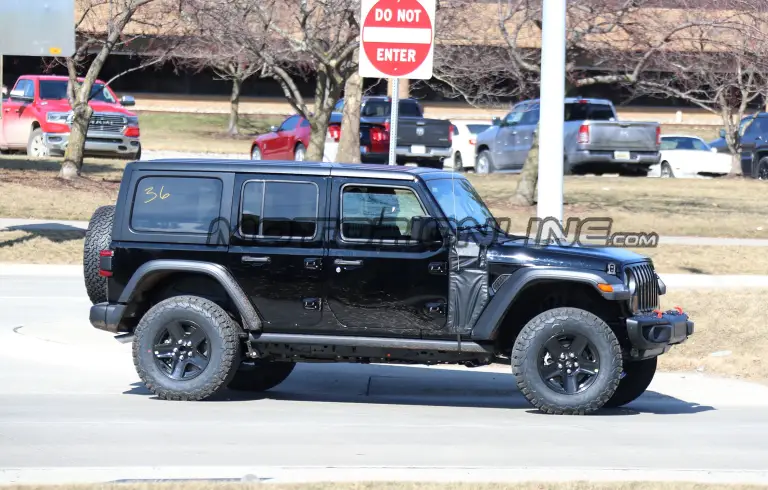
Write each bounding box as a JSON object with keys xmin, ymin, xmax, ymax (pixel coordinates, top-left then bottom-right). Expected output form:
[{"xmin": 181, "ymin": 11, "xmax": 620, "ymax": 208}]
[
  {"xmin": 492, "ymin": 116, "xmax": 501, "ymax": 126},
  {"xmin": 270, "ymin": 125, "xmax": 280, "ymax": 133},
  {"xmin": 410, "ymin": 216, "xmax": 442, "ymax": 243},
  {"xmin": 120, "ymin": 95, "xmax": 135, "ymax": 107},
  {"xmin": 719, "ymin": 128, "xmax": 726, "ymax": 139},
  {"xmin": 9, "ymin": 89, "xmax": 32, "ymax": 102}
]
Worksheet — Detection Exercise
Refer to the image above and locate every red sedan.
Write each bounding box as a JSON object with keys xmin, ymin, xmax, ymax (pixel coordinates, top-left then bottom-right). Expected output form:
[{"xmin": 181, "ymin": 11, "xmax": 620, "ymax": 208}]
[{"xmin": 250, "ymin": 114, "xmax": 310, "ymax": 161}]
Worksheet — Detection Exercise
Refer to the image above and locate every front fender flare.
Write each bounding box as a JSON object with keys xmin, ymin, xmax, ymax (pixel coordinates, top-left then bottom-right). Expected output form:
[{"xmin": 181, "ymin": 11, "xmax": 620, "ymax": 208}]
[
  {"xmin": 470, "ymin": 268, "xmax": 629, "ymax": 341},
  {"xmin": 118, "ymin": 259, "xmax": 262, "ymax": 332}
]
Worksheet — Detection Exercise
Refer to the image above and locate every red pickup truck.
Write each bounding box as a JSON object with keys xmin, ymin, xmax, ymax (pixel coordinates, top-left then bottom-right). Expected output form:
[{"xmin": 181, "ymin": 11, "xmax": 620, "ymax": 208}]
[{"xmin": 0, "ymin": 75, "xmax": 141, "ymax": 159}]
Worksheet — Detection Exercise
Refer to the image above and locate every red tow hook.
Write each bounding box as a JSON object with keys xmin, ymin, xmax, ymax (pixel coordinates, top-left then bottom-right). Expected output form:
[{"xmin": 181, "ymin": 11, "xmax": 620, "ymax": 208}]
[
  {"xmin": 674, "ymin": 306, "xmax": 684, "ymax": 315},
  {"xmin": 652, "ymin": 309, "xmax": 663, "ymax": 318}
]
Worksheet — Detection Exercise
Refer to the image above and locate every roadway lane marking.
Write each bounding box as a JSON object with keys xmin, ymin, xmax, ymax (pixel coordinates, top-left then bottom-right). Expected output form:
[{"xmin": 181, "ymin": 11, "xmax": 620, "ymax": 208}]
[{"xmin": 4, "ymin": 466, "xmax": 768, "ymax": 485}]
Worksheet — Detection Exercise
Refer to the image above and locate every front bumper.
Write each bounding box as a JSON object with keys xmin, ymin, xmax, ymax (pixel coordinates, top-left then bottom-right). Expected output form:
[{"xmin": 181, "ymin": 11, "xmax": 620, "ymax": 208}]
[
  {"xmin": 45, "ymin": 130, "xmax": 141, "ymax": 157},
  {"xmin": 626, "ymin": 309, "xmax": 694, "ymax": 360},
  {"xmin": 90, "ymin": 302, "xmax": 127, "ymax": 334}
]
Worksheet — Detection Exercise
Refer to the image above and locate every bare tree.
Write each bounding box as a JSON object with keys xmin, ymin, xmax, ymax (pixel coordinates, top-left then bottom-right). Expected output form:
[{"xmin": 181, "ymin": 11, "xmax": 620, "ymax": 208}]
[
  {"xmin": 60, "ymin": 0, "xmax": 188, "ymax": 179},
  {"xmin": 214, "ymin": 0, "xmax": 361, "ymax": 161},
  {"xmin": 177, "ymin": 3, "xmax": 266, "ymax": 136},
  {"xmin": 629, "ymin": 5, "xmax": 768, "ymax": 174},
  {"xmin": 337, "ymin": 70, "xmax": 363, "ymax": 163}
]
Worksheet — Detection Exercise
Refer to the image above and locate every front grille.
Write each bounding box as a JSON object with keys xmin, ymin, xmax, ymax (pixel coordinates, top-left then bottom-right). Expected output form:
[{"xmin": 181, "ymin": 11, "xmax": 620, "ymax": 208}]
[
  {"xmin": 88, "ymin": 113, "xmax": 126, "ymax": 133},
  {"xmin": 626, "ymin": 262, "xmax": 659, "ymax": 312}
]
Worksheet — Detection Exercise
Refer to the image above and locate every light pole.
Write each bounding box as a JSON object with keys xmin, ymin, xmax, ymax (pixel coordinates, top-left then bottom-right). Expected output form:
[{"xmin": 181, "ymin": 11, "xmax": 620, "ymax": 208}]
[{"xmin": 536, "ymin": 0, "xmax": 566, "ymax": 223}]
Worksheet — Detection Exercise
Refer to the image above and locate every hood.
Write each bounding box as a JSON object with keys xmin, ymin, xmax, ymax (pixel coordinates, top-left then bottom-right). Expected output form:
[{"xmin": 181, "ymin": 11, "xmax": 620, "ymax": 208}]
[
  {"xmin": 487, "ymin": 239, "xmax": 650, "ymax": 272},
  {"xmin": 38, "ymin": 99, "xmax": 136, "ymax": 116}
]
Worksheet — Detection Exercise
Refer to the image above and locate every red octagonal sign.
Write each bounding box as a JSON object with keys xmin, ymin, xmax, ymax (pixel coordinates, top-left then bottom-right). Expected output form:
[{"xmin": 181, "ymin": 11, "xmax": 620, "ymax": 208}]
[{"xmin": 359, "ymin": 0, "xmax": 436, "ymax": 80}]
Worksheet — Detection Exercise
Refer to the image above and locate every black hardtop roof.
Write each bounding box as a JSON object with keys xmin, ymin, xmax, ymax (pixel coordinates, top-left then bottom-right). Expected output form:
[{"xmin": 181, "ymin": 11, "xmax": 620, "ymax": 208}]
[{"xmin": 125, "ymin": 159, "xmax": 465, "ymax": 182}]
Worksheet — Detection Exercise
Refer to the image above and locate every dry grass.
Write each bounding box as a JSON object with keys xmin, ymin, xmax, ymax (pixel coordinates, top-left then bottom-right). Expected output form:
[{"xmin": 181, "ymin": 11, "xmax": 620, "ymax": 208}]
[
  {"xmin": 0, "ymin": 156, "xmax": 120, "ymax": 220},
  {"xmin": 658, "ymin": 289, "xmax": 768, "ymax": 379},
  {"xmin": 137, "ymin": 112, "xmax": 284, "ymax": 154},
  {"xmin": 0, "ymin": 231, "xmax": 85, "ymax": 264},
  {"xmin": 3, "ymin": 483, "xmax": 767, "ymax": 490},
  {"xmin": 469, "ymin": 173, "xmax": 768, "ymax": 239},
  {"xmin": 630, "ymin": 245, "xmax": 768, "ymax": 274}
]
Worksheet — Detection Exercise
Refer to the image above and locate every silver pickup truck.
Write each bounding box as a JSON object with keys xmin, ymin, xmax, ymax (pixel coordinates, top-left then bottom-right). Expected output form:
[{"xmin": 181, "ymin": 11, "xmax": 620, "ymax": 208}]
[{"xmin": 474, "ymin": 97, "xmax": 661, "ymax": 175}]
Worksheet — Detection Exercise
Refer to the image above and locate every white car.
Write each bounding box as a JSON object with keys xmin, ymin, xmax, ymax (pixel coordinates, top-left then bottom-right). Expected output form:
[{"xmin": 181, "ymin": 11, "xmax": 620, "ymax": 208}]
[
  {"xmin": 443, "ymin": 119, "xmax": 494, "ymax": 171},
  {"xmin": 649, "ymin": 135, "xmax": 732, "ymax": 178}
]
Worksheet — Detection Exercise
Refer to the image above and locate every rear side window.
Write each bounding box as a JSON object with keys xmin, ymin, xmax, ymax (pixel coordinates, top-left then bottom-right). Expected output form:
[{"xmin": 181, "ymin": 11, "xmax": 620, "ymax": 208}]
[
  {"xmin": 240, "ymin": 180, "xmax": 318, "ymax": 238},
  {"xmin": 131, "ymin": 176, "xmax": 223, "ymax": 234}
]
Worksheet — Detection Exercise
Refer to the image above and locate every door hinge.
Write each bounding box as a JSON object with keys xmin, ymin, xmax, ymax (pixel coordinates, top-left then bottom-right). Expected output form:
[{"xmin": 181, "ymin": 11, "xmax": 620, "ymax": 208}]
[
  {"xmin": 303, "ymin": 298, "xmax": 321, "ymax": 310},
  {"xmin": 428, "ymin": 262, "xmax": 447, "ymax": 274},
  {"xmin": 426, "ymin": 302, "xmax": 446, "ymax": 316},
  {"xmin": 304, "ymin": 258, "xmax": 322, "ymax": 270}
]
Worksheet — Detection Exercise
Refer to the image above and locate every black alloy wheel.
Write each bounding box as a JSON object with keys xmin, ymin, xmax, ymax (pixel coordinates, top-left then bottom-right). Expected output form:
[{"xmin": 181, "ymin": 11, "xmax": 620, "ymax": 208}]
[
  {"xmin": 537, "ymin": 333, "xmax": 600, "ymax": 395},
  {"xmin": 152, "ymin": 320, "xmax": 211, "ymax": 381}
]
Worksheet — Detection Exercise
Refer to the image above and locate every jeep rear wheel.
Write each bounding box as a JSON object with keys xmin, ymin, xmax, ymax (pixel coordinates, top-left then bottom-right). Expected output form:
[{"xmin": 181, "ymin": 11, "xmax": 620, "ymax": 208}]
[
  {"xmin": 228, "ymin": 360, "xmax": 296, "ymax": 392},
  {"xmin": 133, "ymin": 296, "xmax": 241, "ymax": 401},
  {"xmin": 83, "ymin": 205, "xmax": 115, "ymax": 304},
  {"xmin": 511, "ymin": 307, "xmax": 623, "ymax": 415},
  {"xmin": 604, "ymin": 356, "xmax": 657, "ymax": 408}
]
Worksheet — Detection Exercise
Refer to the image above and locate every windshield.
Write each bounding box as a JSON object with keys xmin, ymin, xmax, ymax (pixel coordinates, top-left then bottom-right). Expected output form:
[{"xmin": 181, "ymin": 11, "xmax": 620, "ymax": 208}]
[
  {"xmin": 564, "ymin": 102, "xmax": 615, "ymax": 121},
  {"xmin": 39, "ymin": 80, "xmax": 117, "ymax": 103},
  {"xmin": 427, "ymin": 178, "xmax": 498, "ymax": 231}
]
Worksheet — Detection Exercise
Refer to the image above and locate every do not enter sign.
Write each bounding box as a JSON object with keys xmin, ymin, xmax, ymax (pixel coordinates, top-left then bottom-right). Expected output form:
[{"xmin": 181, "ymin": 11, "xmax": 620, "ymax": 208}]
[{"xmin": 358, "ymin": 0, "xmax": 436, "ymax": 79}]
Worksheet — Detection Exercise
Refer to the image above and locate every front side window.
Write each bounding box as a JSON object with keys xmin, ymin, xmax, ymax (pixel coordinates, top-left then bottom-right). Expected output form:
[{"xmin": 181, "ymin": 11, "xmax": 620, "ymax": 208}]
[
  {"xmin": 241, "ymin": 180, "xmax": 318, "ymax": 238},
  {"xmin": 341, "ymin": 185, "xmax": 427, "ymax": 241},
  {"xmin": 279, "ymin": 116, "xmax": 300, "ymax": 132},
  {"xmin": 427, "ymin": 178, "xmax": 497, "ymax": 231},
  {"xmin": 131, "ymin": 176, "xmax": 222, "ymax": 234}
]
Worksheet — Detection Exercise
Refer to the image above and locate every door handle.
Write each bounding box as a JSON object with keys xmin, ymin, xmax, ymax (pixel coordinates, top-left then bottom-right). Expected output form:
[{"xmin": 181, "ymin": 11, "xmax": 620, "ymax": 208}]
[
  {"xmin": 304, "ymin": 258, "xmax": 322, "ymax": 270},
  {"xmin": 242, "ymin": 256, "xmax": 270, "ymax": 264},
  {"xmin": 334, "ymin": 259, "xmax": 362, "ymax": 266}
]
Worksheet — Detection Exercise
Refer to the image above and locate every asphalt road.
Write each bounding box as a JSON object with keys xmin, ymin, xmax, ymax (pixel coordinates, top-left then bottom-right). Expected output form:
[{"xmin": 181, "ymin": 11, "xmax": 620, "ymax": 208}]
[{"xmin": 2, "ymin": 272, "xmax": 768, "ymax": 485}]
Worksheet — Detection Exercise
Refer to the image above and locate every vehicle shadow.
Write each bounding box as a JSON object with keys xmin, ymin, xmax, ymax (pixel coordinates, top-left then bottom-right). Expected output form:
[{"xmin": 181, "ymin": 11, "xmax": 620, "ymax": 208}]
[
  {"xmin": 124, "ymin": 362, "xmax": 715, "ymax": 416},
  {"xmin": 0, "ymin": 228, "xmax": 85, "ymax": 249}
]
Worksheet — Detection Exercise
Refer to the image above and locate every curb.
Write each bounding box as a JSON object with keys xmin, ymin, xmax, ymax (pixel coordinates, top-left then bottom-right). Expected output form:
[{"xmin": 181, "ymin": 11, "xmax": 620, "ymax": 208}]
[{"xmin": 0, "ymin": 264, "xmax": 81, "ymax": 276}]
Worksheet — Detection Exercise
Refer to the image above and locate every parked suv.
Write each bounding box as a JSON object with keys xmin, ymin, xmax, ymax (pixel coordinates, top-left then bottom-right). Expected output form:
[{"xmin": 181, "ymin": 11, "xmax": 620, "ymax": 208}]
[
  {"xmin": 84, "ymin": 159, "xmax": 693, "ymax": 414},
  {"xmin": 735, "ymin": 112, "xmax": 768, "ymax": 179},
  {"xmin": 0, "ymin": 75, "xmax": 141, "ymax": 159}
]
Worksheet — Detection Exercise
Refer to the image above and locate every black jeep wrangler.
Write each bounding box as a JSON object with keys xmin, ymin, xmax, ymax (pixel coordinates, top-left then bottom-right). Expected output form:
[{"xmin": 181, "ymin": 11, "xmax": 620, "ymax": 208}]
[{"xmin": 84, "ymin": 159, "xmax": 693, "ymax": 415}]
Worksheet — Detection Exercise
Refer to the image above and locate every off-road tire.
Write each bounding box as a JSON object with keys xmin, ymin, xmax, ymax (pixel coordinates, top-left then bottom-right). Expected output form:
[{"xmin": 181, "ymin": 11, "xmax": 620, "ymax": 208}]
[
  {"xmin": 228, "ymin": 360, "xmax": 296, "ymax": 392},
  {"xmin": 83, "ymin": 205, "xmax": 115, "ymax": 304},
  {"xmin": 133, "ymin": 296, "xmax": 241, "ymax": 401},
  {"xmin": 604, "ymin": 356, "xmax": 657, "ymax": 408},
  {"xmin": 511, "ymin": 307, "xmax": 623, "ymax": 415}
]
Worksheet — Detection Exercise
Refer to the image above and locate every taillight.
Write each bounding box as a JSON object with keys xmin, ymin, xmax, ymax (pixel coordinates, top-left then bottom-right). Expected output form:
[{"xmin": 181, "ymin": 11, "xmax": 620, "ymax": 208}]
[
  {"xmin": 577, "ymin": 124, "xmax": 590, "ymax": 144},
  {"xmin": 469, "ymin": 138, "xmax": 476, "ymax": 145},
  {"xmin": 370, "ymin": 126, "xmax": 389, "ymax": 142},
  {"xmin": 124, "ymin": 126, "xmax": 140, "ymax": 138},
  {"xmin": 448, "ymin": 124, "xmax": 453, "ymax": 143},
  {"xmin": 99, "ymin": 249, "xmax": 113, "ymax": 277},
  {"xmin": 656, "ymin": 126, "xmax": 661, "ymax": 145},
  {"xmin": 327, "ymin": 124, "xmax": 341, "ymax": 142}
]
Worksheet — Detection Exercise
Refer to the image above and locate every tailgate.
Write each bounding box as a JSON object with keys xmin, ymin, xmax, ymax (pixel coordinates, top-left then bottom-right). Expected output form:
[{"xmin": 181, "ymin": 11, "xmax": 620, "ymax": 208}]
[
  {"xmin": 586, "ymin": 121, "xmax": 659, "ymax": 151},
  {"xmin": 395, "ymin": 118, "xmax": 452, "ymax": 148}
]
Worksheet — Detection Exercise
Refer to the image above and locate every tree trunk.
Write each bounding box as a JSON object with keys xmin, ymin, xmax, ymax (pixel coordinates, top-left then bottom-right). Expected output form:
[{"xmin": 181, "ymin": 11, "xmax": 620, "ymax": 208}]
[
  {"xmin": 59, "ymin": 102, "xmax": 93, "ymax": 179},
  {"xmin": 307, "ymin": 108, "xmax": 333, "ymax": 161},
  {"xmin": 336, "ymin": 72, "xmax": 363, "ymax": 163},
  {"xmin": 510, "ymin": 125, "xmax": 540, "ymax": 206},
  {"xmin": 227, "ymin": 77, "xmax": 242, "ymax": 136}
]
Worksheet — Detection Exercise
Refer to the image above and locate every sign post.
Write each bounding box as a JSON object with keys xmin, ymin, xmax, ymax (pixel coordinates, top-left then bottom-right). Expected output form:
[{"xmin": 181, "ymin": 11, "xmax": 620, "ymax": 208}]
[
  {"xmin": 536, "ymin": 0, "xmax": 566, "ymax": 223},
  {"xmin": 359, "ymin": 0, "xmax": 437, "ymax": 165}
]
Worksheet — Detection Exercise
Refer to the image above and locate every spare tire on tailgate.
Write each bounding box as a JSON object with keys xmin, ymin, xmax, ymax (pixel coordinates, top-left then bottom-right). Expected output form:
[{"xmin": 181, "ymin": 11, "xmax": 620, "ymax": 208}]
[{"xmin": 83, "ymin": 205, "xmax": 115, "ymax": 304}]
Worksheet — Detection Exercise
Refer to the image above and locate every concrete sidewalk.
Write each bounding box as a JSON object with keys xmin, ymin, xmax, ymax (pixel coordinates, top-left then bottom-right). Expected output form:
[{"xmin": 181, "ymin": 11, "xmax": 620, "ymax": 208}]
[{"xmin": 3, "ymin": 217, "xmax": 768, "ymax": 247}]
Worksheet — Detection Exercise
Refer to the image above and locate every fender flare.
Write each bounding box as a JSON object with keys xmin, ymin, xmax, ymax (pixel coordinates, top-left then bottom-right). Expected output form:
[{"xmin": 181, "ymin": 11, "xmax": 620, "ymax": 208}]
[
  {"xmin": 118, "ymin": 259, "xmax": 262, "ymax": 332},
  {"xmin": 470, "ymin": 268, "xmax": 629, "ymax": 341}
]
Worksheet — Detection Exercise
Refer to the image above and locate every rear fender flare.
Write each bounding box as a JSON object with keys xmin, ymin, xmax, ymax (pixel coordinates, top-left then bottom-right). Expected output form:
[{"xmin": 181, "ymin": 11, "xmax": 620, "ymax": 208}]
[
  {"xmin": 119, "ymin": 260, "xmax": 262, "ymax": 332},
  {"xmin": 470, "ymin": 268, "xmax": 629, "ymax": 341}
]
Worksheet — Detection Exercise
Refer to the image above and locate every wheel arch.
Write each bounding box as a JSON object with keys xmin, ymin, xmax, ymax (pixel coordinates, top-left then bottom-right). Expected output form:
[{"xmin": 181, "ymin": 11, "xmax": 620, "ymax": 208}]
[
  {"xmin": 471, "ymin": 269, "xmax": 630, "ymax": 352},
  {"xmin": 117, "ymin": 260, "xmax": 262, "ymax": 334},
  {"xmin": 754, "ymin": 152, "xmax": 768, "ymax": 178}
]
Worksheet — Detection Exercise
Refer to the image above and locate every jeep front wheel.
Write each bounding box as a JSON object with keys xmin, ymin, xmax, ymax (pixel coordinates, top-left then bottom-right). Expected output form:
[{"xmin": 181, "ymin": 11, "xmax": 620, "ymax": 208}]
[
  {"xmin": 133, "ymin": 295, "xmax": 241, "ymax": 401},
  {"xmin": 228, "ymin": 360, "xmax": 296, "ymax": 392},
  {"xmin": 511, "ymin": 307, "xmax": 623, "ymax": 415},
  {"xmin": 604, "ymin": 356, "xmax": 657, "ymax": 408}
]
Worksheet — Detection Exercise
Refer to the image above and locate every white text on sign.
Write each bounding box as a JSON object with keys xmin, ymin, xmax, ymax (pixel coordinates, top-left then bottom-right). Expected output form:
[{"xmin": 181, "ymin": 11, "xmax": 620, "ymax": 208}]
[
  {"xmin": 374, "ymin": 8, "xmax": 423, "ymax": 22},
  {"xmin": 376, "ymin": 48, "xmax": 417, "ymax": 62}
]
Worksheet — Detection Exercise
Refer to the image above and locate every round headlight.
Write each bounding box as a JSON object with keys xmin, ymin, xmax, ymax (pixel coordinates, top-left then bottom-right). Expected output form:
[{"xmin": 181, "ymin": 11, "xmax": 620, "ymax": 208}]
[{"xmin": 627, "ymin": 272, "xmax": 637, "ymax": 295}]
